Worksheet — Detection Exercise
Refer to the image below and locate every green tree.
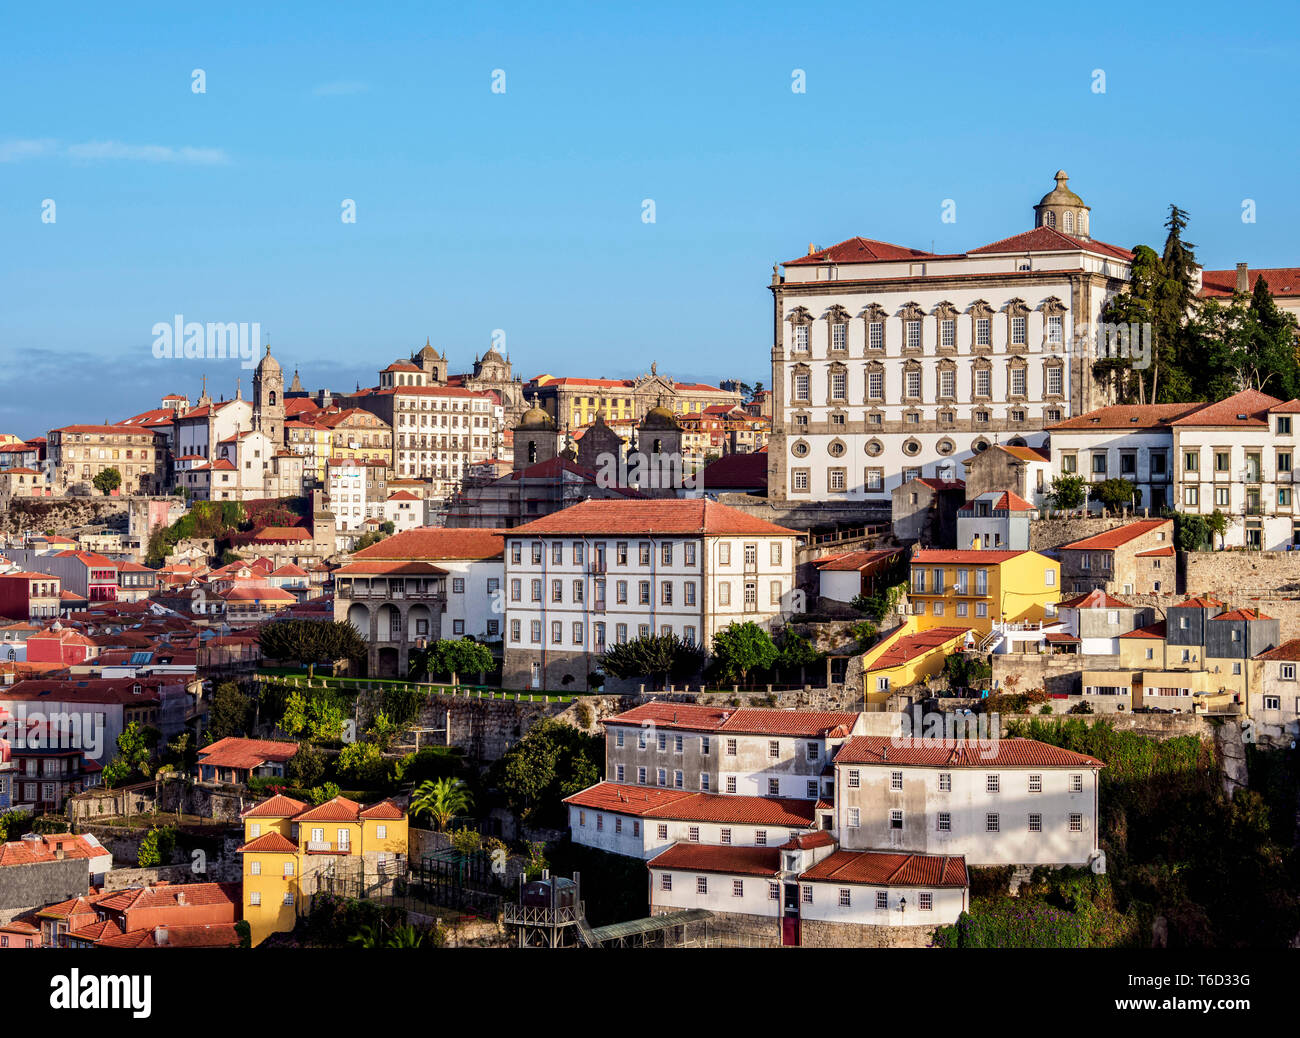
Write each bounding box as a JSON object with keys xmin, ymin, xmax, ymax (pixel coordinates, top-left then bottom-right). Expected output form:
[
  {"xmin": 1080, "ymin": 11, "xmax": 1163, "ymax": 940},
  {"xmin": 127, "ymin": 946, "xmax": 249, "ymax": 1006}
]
[
  {"xmin": 597, "ymin": 632, "xmax": 704, "ymax": 689},
  {"xmin": 1047, "ymin": 474, "xmax": 1087, "ymax": 511},
  {"xmin": 1205, "ymin": 509, "xmax": 1231, "ymax": 550},
  {"xmin": 286, "ymin": 742, "xmax": 327, "ymax": 787},
  {"xmin": 259, "ymin": 619, "xmax": 367, "ymax": 668},
  {"xmin": 710, "ymin": 621, "xmax": 779, "ymax": 687},
  {"xmin": 103, "ymin": 721, "xmax": 159, "ymax": 787},
  {"xmin": 409, "ymin": 777, "xmax": 473, "ymax": 831},
  {"xmin": 777, "ymin": 631, "xmax": 822, "ymax": 683},
  {"xmin": 208, "ymin": 681, "xmax": 254, "ymax": 739},
  {"xmin": 1091, "ymin": 477, "xmax": 1139, "ymax": 515},
  {"xmin": 137, "ymin": 825, "xmax": 177, "ymax": 867},
  {"xmin": 493, "ymin": 718, "xmax": 602, "ymax": 825},
  {"xmin": 337, "ymin": 741, "xmax": 388, "ymax": 786},
  {"xmin": 92, "ymin": 467, "xmax": 122, "ymax": 495},
  {"xmin": 410, "ymin": 638, "xmax": 494, "ymax": 684}
]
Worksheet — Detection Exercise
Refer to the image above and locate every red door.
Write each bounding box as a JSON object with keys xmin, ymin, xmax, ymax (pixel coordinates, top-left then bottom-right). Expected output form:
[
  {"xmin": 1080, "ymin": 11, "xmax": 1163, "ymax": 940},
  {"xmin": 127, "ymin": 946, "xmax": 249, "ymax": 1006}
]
[{"xmin": 781, "ymin": 916, "xmax": 801, "ymax": 947}]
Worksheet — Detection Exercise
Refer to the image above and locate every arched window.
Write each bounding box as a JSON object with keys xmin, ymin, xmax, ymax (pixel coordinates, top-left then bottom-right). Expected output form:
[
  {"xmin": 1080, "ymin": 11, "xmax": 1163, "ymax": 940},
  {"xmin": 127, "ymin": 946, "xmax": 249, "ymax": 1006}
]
[
  {"xmin": 1063, "ymin": 211, "xmax": 1073, "ymax": 234},
  {"xmin": 1045, "ymin": 211, "xmax": 1056, "ymax": 229},
  {"xmin": 528, "ymin": 440, "xmax": 537, "ymax": 464},
  {"xmin": 269, "ymin": 391, "xmax": 277, "ymax": 406},
  {"xmin": 653, "ymin": 438, "xmax": 663, "ymax": 454}
]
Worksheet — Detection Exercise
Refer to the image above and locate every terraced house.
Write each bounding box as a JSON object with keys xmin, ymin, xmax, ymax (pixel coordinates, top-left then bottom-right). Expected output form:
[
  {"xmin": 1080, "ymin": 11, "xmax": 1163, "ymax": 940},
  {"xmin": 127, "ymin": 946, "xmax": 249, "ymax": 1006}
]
[{"xmin": 501, "ymin": 499, "xmax": 800, "ymax": 691}]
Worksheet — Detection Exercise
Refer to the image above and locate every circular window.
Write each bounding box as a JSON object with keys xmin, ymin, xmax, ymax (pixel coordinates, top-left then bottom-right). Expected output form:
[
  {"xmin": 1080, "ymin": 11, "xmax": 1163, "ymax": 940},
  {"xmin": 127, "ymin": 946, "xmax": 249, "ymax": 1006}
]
[
  {"xmin": 865, "ymin": 439, "xmax": 884, "ymax": 457},
  {"xmin": 937, "ymin": 439, "xmax": 955, "ymax": 456},
  {"xmin": 828, "ymin": 440, "xmax": 846, "ymax": 458},
  {"xmin": 1008, "ymin": 436, "xmax": 1027, "ymax": 447},
  {"xmin": 903, "ymin": 439, "xmax": 921, "ymax": 456},
  {"xmin": 791, "ymin": 440, "xmax": 809, "ymax": 458},
  {"xmin": 973, "ymin": 438, "xmax": 989, "ymax": 453}
]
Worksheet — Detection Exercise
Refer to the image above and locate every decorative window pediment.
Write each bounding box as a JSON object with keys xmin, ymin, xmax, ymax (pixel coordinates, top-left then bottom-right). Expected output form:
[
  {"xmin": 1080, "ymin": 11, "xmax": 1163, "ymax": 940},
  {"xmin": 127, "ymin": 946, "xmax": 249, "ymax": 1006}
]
[
  {"xmin": 969, "ymin": 299, "xmax": 995, "ymax": 318},
  {"xmin": 788, "ymin": 306, "xmax": 814, "ymax": 325},
  {"xmin": 934, "ymin": 300, "xmax": 959, "ymax": 319},
  {"xmin": 1041, "ymin": 296, "xmax": 1067, "ymax": 315},
  {"xmin": 861, "ymin": 303, "xmax": 888, "ymax": 322},
  {"xmin": 899, "ymin": 301, "xmax": 926, "ymax": 320},
  {"xmin": 826, "ymin": 304, "xmax": 851, "ymax": 323},
  {"xmin": 1006, "ymin": 297, "xmax": 1031, "ymax": 317}
]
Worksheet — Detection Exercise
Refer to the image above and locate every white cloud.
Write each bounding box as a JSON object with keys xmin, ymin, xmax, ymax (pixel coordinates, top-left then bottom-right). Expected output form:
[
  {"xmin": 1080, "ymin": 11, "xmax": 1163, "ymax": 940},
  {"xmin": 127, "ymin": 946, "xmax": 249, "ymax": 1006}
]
[
  {"xmin": 312, "ymin": 80, "xmax": 370, "ymax": 96},
  {"xmin": 65, "ymin": 140, "xmax": 230, "ymax": 164},
  {"xmin": 0, "ymin": 138, "xmax": 58, "ymax": 162},
  {"xmin": 0, "ymin": 138, "xmax": 229, "ymax": 164}
]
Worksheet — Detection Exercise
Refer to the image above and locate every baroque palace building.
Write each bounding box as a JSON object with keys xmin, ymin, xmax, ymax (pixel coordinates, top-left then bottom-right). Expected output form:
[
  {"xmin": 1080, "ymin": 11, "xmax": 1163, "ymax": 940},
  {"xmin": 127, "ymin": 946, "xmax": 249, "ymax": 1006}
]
[{"xmin": 767, "ymin": 171, "xmax": 1133, "ymax": 504}]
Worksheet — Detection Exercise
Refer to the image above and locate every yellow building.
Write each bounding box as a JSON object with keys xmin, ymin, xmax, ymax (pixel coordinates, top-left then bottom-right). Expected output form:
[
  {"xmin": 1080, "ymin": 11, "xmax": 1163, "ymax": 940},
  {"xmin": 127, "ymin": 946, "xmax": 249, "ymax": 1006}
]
[
  {"xmin": 238, "ymin": 793, "xmax": 409, "ymax": 947},
  {"xmin": 908, "ymin": 549, "xmax": 1060, "ymax": 634},
  {"xmin": 286, "ymin": 420, "xmax": 333, "ymax": 484},
  {"xmin": 318, "ymin": 407, "xmax": 394, "ymax": 466},
  {"xmin": 858, "ymin": 619, "xmax": 973, "ymax": 703}
]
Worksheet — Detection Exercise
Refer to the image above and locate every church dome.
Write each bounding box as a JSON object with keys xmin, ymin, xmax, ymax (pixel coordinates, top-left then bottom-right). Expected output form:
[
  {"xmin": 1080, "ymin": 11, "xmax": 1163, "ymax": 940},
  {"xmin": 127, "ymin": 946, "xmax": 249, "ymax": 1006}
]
[
  {"xmin": 1038, "ymin": 170, "xmax": 1084, "ymax": 207},
  {"xmin": 640, "ymin": 405, "xmax": 681, "ymax": 431},
  {"xmin": 256, "ymin": 346, "xmax": 282, "ymax": 374},
  {"xmin": 481, "ymin": 344, "xmax": 506, "ymax": 364},
  {"xmin": 516, "ymin": 404, "xmax": 556, "ymax": 430}
]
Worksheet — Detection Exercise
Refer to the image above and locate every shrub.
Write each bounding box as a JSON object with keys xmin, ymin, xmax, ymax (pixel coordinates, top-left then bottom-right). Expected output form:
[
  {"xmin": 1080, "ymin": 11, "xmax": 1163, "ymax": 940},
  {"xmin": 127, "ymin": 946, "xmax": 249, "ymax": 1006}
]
[{"xmin": 138, "ymin": 825, "xmax": 177, "ymax": 867}]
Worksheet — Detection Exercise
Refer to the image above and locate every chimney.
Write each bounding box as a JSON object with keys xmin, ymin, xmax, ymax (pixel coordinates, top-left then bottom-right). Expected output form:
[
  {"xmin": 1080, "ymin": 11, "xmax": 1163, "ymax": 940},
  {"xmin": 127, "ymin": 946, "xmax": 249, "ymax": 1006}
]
[
  {"xmin": 155, "ymin": 925, "xmax": 169, "ymax": 946},
  {"xmin": 807, "ymin": 243, "xmax": 817, "ymax": 256},
  {"xmin": 1236, "ymin": 262, "xmax": 1249, "ymax": 294},
  {"xmin": 176, "ymin": 890, "xmax": 186, "ymax": 905}
]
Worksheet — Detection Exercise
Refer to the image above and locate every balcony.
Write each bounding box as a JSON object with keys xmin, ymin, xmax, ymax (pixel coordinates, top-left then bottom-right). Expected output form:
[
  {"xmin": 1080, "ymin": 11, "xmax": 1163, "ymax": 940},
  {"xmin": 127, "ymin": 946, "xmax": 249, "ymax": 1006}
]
[{"xmin": 305, "ymin": 840, "xmax": 352, "ymax": 854}]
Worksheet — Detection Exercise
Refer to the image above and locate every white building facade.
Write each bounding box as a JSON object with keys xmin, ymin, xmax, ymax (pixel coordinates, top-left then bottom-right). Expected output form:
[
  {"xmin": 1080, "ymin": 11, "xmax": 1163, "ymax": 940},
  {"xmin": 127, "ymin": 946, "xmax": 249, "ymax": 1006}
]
[{"xmin": 768, "ymin": 172, "xmax": 1133, "ymax": 503}]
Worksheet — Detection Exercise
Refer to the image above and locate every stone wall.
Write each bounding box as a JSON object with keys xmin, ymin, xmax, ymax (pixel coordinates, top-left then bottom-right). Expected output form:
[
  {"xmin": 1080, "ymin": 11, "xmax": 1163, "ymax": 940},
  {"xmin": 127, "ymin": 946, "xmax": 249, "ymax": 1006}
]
[
  {"xmin": 1030, "ymin": 516, "xmax": 1137, "ymax": 554},
  {"xmin": 0, "ymin": 856, "xmax": 87, "ymax": 913},
  {"xmin": 799, "ymin": 918, "xmax": 940, "ymax": 948},
  {"xmin": 1183, "ymin": 550, "xmax": 1300, "ymax": 598},
  {"xmin": 713, "ymin": 495, "xmax": 891, "ymax": 532},
  {"xmin": 991, "ymin": 653, "xmax": 1101, "ymax": 695},
  {"xmin": 0, "ymin": 496, "xmax": 129, "ymax": 535},
  {"xmin": 408, "ymin": 693, "xmax": 629, "ymax": 762}
]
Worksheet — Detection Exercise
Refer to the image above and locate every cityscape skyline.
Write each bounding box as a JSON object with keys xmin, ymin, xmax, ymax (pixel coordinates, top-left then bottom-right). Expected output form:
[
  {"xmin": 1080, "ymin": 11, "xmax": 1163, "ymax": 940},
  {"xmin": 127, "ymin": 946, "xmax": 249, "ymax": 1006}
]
[{"xmin": 4, "ymin": 2, "xmax": 1300, "ymax": 435}]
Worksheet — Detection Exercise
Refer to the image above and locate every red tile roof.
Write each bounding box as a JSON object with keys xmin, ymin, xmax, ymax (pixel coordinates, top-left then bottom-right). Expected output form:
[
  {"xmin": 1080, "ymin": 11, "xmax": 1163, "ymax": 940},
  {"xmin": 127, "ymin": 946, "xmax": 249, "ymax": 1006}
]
[
  {"xmin": 1171, "ymin": 596, "xmax": 1224, "ymax": 609},
  {"xmin": 197, "ymin": 737, "xmax": 299, "ymax": 770},
  {"xmin": 957, "ymin": 491, "xmax": 1036, "ymax": 513},
  {"xmin": 292, "ymin": 795, "xmax": 366, "ymax": 822},
  {"xmin": 814, "ymin": 548, "xmax": 902, "ymax": 572},
  {"xmin": 1170, "ymin": 389, "xmax": 1283, "ymax": 427},
  {"xmin": 0, "ymin": 833, "xmax": 107, "ymax": 867},
  {"xmin": 352, "ymin": 527, "xmax": 505, "ymax": 561},
  {"xmin": 911, "ymin": 549, "xmax": 1027, "ymax": 563},
  {"xmin": 1060, "ymin": 519, "xmax": 1170, "ymax": 551},
  {"xmin": 359, "ymin": 799, "xmax": 405, "ymax": 820},
  {"xmin": 1119, "ymin": 621, "xmax": 1166, "ymax": 639},
  {"xmin": 647, "ymin": 843, "xmax": 781, "ymax": 876},
  {"xmin": 1047, "ymin": 403, "xmax": 1202, "ymax": 431},
  {"xmin": 241, "ymin": 793, "xmax": 308, "ymax": 819},
  {"xmin": 968, "ymin": 226, "xmax": 1134, "ymax": 261},
  {"xmin": 509, "ymin": 499, "xmax": 799, "ymax": 537},
  {"xmin": 785, "ymin": 236, "xmax": 941, "ymax": 267},
  {"xmin": 95, "ymin": 881, "xmax": 238, "ymax": 913},
  {"xmin": 1256, "ymin": 638, "xmax": 1300, "ymax": 662},
  {"xmin": 801, "ymin": 849, "xmax": 968, "ymax": 888},
  {"xmin": 869, "ymin": 627, "xmax": 971, "ymax": 670},
  {"xmin": 1200, "ymin": 267, "xmax": 1300, "ymax": 299},
  {"xmin": 236, "ymin": 831, "xmax": 299, "ymax": 854},
  {"xmin": 834, "ymin": 736, "xmax": 1103, "ymax": 768},
  {"xmin": 603, "ymin": 701, "xmax": 858, "ymax": 738},
  {"xmin": 252, "ymin": 526, "xmax": 311, "ymax": 542},
  {"xmin": 1211, "ymin": 607, "xmax": 1272, "ymax": 622},
  {"xmin": 1057, "ymin": 590, "xmax": 1133, "ymax": 610},
  {"xmin": 778, "ymin": 830, "xmax": 836, "ymax": 851},
  {"xmin": 1135, "ymin": 547, "xmax": 1175, "ymax": 558},
  {"xmin": 997, "ymin": 445, "xmax": 1051, "ymax": 463},
  {"xmin": 332, "ymin": 559, "xmax": 448, "ymax": 576},
  {"xmin": 100, "ymin": 923, "xmax": 241, "ymax": 949},
  {"xmin": 564, "ymin": 783, "xmax": 818, "ymax": 826}
]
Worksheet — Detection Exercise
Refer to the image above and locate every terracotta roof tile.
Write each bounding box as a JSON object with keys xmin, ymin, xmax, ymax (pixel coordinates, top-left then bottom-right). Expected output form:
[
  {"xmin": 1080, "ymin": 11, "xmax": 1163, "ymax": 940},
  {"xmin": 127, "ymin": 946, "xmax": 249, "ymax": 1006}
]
[
  {"xmin": 509, "ymin": 499, "xmax": 799, "ymax": 537},
  {"xmin": 647, "ymin": 843, "xmax": 781, "ymax": 876},
  {"xmin": 801, "ymin": 849, "xmax": 968, "ymax": 888},
  {"xmin": 564, "ymin": 783, "xmax": 818, "ymax": 826},
  {"xmin": 1060, "ymin": 519, "xmax": 1171, "ymax": 551},
  {"xmin": 834, "ymin": 736, "xmax": 1103, "ymax": 768}
]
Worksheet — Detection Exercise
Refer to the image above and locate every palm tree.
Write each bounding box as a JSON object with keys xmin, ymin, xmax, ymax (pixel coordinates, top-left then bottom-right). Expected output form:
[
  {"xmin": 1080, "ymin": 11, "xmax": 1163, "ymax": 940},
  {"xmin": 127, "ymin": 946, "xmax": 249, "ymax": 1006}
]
[
  {"xmin": 385, "ymin": 924, "xmax": 426, "ymax": 948},
  {"xmin": 409, "ymin": 777, "xmax": 473, "ymax": 831}
]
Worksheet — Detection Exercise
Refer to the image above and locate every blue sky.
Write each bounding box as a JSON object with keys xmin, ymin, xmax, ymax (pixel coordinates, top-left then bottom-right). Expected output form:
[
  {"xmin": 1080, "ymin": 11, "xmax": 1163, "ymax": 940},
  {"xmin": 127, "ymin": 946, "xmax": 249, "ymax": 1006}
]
[{"xmin": 2, "ymin": 0, "xmax": 1298, "ymax": 437}]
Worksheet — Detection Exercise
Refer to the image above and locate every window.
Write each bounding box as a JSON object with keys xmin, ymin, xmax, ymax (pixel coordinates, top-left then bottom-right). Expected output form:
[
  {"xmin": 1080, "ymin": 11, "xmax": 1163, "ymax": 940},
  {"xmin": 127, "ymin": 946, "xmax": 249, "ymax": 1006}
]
[
  {"xmin": 905, "ymin": 320, "xmax": 921, "ymax": 350},
  {"xmin": 1029, "ymin": 813, "xmax": 1042, "ymax": 832},
  {"xmin": 842, "ymin": 889, "xmax": 854, "ymax": 908},
  {"xmin": 661, "ymin": 873, "xmax": 672, "ymax": 891},
  {"xmin": 889, "ymin": 809, "xmax": 903, "ymax": 830},
  {"xmin": 249, "ymin": 891, "xmax": 261, "ymax": 906},
  {"xmin": 867, "ymin": 370, "xmax": 884, "ymax": 400},
  {"xmin": 831, "ymin": 321, "xmax": 847, "ymax": 350},
  {"xmin": 1071, "ymin": 774, "xmax": 1083, "ymax": 793},
  {"xmin": 768, "ymin": 882, "xmax": 780, "ymax": 901},
  {"xmin": 1028, "ymin": 774, "xmax": 1042, "ymax": 793},
  {"xmin": 726, "ymin": 738, "xmax": 737, "ymax": 756},
  {"xmin": 905, "ymin": 369, "xmax": 921, "ymax": 398},
  {"xmin": 848, "ymin": 807, "xmax": 860, "ymax": 827},
  {"xmin": 793, "ymin": 373, "xmax": 810, "ymax": 401},
  {"xmin": 732, "ymin": 879, "xmax": 744, "ymax": 897},
  {"xmin": 874, "ymin": 890, "xmax": 887, "ymax": 909},
  {"xmin": 868, "ymin": 321, "xmax": 883, "ymax": 349},
  {"xmin": 939, "ymin": 772, "xmax": 951, "ymax": 792},
  {"xmin": 726, "ymin": 776, "xmax": 737, "ymax": 793},
  {"xmin": 940, "ymin": 318, "xmax": 956, "ymax": 348},
  {"xmin": 697, "ymin": 876, "xmax": 708, "ymax": 894},
  {"xmin": 1010, "ymin": 315, "xmax": 1027, "ymax": 344},
  {"xmin": 657, "ymin": 824, "xmax": 668, "ymax": 840},
  {"xmin": 890, "ymin": 770, "xmax": 903, "ymax": 791},
  {"xmin": 1010, "ymin": 367, "xmax": 1027, "ymax": 396},
  {"xmin": 802, "ymin": 885, "xmax": 813, "ymax": 904},
  {"xmin": 657, "ymin": 768, "xmax": 667, "ymax": 785},
  {"xmin": 250, "ymin": 861, "xmax": 261, "ymax": 875},
  {"xmin": 284, "ymin": 893, "xmax": 295, "ymax": 906},
  {"xmin": 1069, "ymin": 814, "xmax": 1083, "ymax": 833},
  {"xmin": 688, "ymin": 826, "xmax": 700, "ymax": 842},
  {"xmin": 974, "ymin": 369, "xmax": 991, "ymax": 397},
  {"xmin": 986, "ymin": 813, "xmax": 1000, "ymax": 833},
  {"xmin": 937, "ymin": 812, "xmax": 951, "ymax": 832},
  {"xmin": 847, "ymin": 768, "xmax": 860, "ymax": 788},
  {"xmin": 1281, "ymin": 664, "xmax": 1296, "ymax": 680},
  {"xmin": 794, "ymin": 324, "xmax": 809, "ymax": 351},
  {"xmin": 987, "ymin": 774, "xmax": 1000, "ymax": 793},
  {"xmin": 807, "ymin": 780, "xmax": 818, "ymax": 798},
  {"xmin": 830, "ymin": 371, "xmax": 847, "ymax": 399},
  {"xmin": 551, "ymin": 620, "xmax": 562, "ymax": 644},
  {"xmin": 1047, "ymin": 314, "xmax": 1064, "ymax": 345},
  {"xmin": 918, "ymin": 892, "xmax": 933, "ymax": 912},
  {"xmin": 768, "ymin": 778, "xmax": 780, "ymax": 795}
]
